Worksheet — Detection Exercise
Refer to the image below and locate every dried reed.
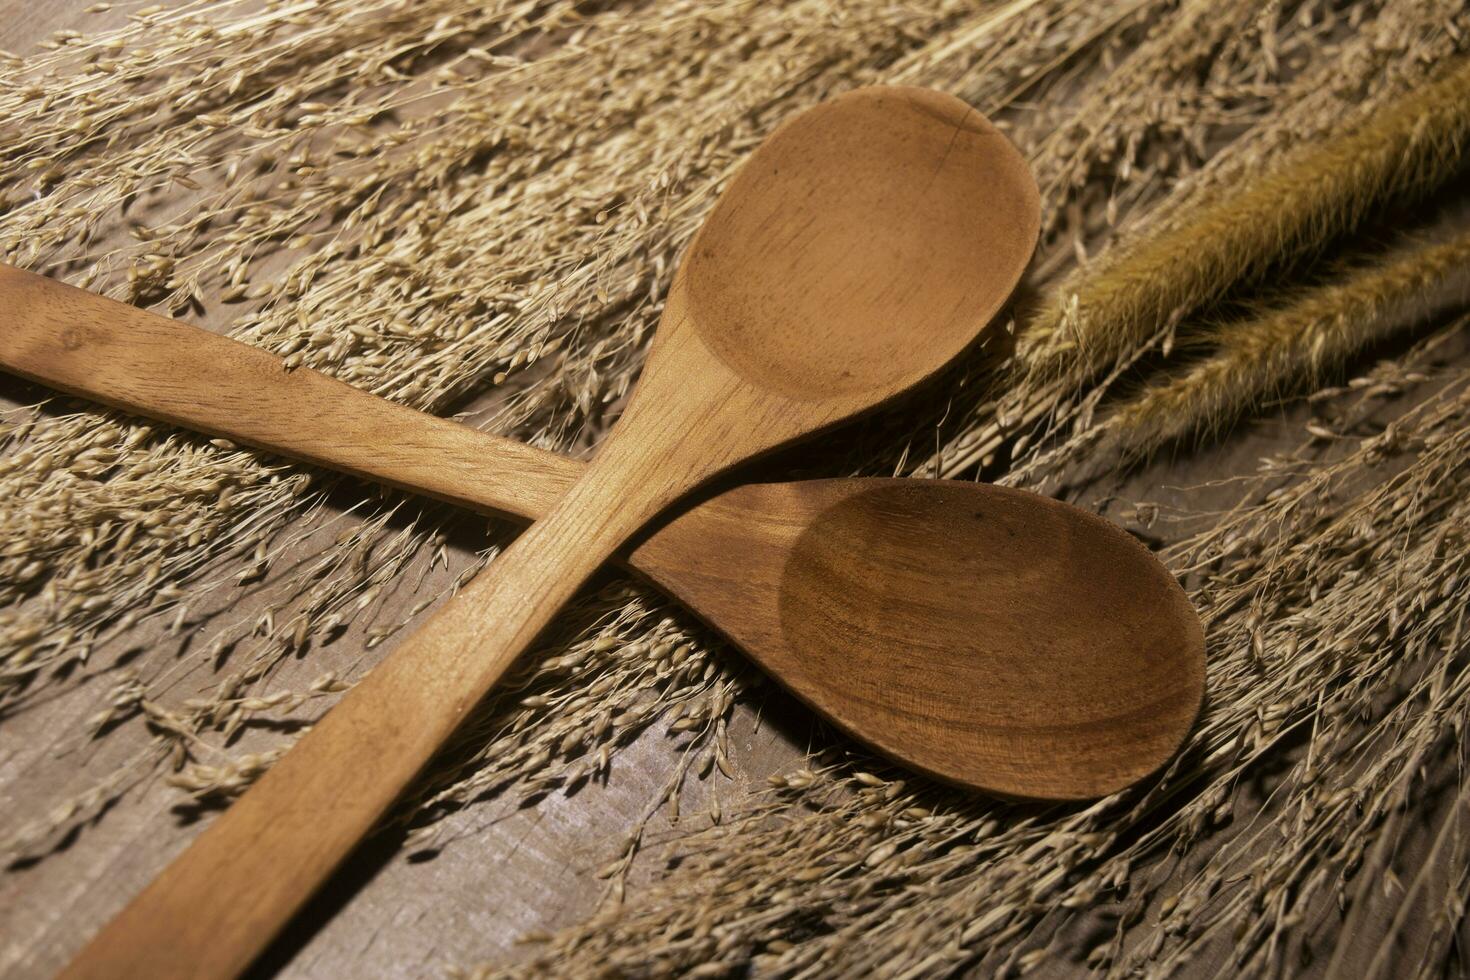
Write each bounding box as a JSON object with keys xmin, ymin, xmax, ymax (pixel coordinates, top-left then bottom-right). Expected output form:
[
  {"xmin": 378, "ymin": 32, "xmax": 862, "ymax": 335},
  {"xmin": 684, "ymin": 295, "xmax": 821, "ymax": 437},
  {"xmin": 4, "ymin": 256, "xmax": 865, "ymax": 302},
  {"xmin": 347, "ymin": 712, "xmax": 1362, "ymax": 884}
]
[{"xmin": 1025, "ymin": 52, "xmax": 1470, "ymax": 376}]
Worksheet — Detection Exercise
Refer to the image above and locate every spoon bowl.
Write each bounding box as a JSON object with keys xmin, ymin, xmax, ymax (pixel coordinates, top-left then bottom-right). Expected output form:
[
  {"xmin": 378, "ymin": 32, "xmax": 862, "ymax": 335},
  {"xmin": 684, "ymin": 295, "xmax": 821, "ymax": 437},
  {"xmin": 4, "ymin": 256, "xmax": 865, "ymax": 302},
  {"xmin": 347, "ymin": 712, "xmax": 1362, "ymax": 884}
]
[
  {"xmin": 632, "ymin": 479, "xmax": 1204, "ymax": 800},
  {"xmin": 686, "ymin": 86, "xmax": 1038, "ymax": 400}
]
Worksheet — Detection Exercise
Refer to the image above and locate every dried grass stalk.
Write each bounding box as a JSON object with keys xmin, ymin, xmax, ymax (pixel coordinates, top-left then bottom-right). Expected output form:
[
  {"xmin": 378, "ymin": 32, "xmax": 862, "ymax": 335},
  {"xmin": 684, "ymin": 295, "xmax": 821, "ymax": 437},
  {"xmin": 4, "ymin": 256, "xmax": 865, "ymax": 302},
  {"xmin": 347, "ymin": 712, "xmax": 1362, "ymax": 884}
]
[
  {"xmin": 1024, "ymin": 227, "xmax": 1470, "ymax": 479},
  {"xmin": 927, "ymin": 18, "xmax": 1470, "ymax": 479},
  {"xmin": 1020, "ymin": 51, "xmax": 1470, "ymax": 381}
]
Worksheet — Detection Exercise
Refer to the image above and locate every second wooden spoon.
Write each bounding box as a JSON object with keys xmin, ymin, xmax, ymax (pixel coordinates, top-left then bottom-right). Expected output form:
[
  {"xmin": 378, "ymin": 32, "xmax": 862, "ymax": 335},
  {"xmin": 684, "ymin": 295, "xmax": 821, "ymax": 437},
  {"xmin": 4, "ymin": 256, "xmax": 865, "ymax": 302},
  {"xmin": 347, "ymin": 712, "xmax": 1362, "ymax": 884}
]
[{"xmin": 0, "ymin": 263, "xmax": 1205, "ymax": 803}]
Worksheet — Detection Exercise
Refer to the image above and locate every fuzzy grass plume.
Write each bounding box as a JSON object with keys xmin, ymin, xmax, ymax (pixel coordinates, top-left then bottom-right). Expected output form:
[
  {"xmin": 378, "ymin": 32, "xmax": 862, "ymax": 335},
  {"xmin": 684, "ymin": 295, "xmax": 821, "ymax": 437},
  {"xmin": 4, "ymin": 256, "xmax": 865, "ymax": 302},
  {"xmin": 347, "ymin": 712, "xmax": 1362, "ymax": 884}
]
[
  {"xmin": 925, "ymin": 22, "xmax": 1470, "ymax": 480},
  {"xmin": 1013, "ymin": 227, "xmax": 1470, "ymax": 483},
  {"xmin": 1022, "ymin": 52, "xmax": 1470, "ymax": 378}
]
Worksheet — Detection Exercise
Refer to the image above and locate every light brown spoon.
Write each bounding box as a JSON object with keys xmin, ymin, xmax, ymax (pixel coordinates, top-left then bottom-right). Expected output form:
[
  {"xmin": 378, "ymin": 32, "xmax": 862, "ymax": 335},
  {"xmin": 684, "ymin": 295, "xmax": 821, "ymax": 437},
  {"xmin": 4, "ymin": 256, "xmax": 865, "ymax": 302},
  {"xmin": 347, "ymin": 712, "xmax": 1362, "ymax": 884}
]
[
  {"xmin": 0, "ymin": 102, "xmax": 1208, "ymax": 777},
  {"xmin": 48, "ymin": 85, "xmax": 1045, "ymax": 979},
  {"xmin": 0, "ymin": 264, "xmax": 1204, "ymax": 804}
]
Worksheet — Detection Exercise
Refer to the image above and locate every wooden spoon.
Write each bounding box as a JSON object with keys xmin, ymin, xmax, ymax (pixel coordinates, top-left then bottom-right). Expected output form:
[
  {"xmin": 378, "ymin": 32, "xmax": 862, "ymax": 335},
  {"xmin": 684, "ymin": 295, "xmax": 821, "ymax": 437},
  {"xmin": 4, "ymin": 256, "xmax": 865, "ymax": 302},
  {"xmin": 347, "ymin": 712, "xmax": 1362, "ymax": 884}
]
[
  {"xmin": 0, "ymin": 264, "xmax": 1205, "ymax": 803},
  {"xmin": 51, "ymin": 85, "xmax": 1045, "ymax": 979}
]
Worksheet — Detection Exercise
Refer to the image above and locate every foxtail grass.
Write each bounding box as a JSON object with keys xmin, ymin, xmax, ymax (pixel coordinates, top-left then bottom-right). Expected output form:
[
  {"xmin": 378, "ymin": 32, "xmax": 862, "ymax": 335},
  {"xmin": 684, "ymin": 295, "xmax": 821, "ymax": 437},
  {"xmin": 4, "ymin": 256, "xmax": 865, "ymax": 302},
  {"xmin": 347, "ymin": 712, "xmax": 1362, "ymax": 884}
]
[
  {"xmin": 1020, "ymin": 53, "xmax": 1470, "ymax": 381},
  {"xmin": 1023, "ymin": 228, "xmax": 1470, "ymax": 480}
]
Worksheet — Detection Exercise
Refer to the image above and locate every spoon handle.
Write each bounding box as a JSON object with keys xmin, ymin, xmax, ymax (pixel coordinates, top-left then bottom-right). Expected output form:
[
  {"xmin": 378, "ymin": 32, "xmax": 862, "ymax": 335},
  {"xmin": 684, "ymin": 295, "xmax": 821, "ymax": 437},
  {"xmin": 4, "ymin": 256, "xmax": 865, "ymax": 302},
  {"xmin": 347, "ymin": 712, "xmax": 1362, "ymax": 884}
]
[
  {"xmin": 0, "ymin": 263, "xmax": 578, "ymax": 519},
  {"xmin": 61, "ymin": 423, "xmax": 701, "ymax": 980}
]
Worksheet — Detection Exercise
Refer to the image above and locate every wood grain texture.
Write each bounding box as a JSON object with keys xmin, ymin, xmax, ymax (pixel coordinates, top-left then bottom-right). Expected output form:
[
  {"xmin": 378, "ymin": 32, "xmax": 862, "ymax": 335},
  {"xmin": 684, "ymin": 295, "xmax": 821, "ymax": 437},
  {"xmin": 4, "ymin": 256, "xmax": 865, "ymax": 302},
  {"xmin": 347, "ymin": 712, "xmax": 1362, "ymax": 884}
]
[
  {"xmin": 0, "ymin": 263, "xmax": 579, "ymax": 520},
  {"xmin": 0, "ymin": 259, "xmax": 1204, "ymax": 800},
  {"xmin": 634, "ymin": 479, "xmax": 1203, "ymax": 800},
  {"xmin": 56, "ymin": 85, "xmax": 1043, "ymax": 978}
]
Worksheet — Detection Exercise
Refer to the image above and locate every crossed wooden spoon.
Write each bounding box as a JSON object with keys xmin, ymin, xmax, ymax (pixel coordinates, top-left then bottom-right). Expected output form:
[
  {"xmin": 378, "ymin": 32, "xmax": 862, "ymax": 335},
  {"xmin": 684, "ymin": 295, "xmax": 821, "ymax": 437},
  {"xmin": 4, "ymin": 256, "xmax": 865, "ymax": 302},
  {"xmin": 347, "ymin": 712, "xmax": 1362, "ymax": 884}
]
[{"xmin": 0, "ymin": 87, "xmax": 1203, "ymax": 978}]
